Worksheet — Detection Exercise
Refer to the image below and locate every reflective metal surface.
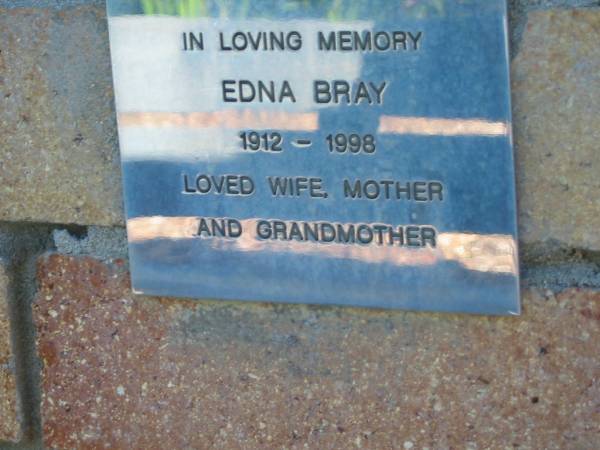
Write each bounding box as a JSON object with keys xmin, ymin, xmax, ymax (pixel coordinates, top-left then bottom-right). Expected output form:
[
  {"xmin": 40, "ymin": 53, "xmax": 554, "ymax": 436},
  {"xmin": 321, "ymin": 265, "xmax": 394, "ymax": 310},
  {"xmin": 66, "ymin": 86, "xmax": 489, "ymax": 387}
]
[{"xmin": 107, "ymin": 0, "xmax": 520, "ymax": 315}]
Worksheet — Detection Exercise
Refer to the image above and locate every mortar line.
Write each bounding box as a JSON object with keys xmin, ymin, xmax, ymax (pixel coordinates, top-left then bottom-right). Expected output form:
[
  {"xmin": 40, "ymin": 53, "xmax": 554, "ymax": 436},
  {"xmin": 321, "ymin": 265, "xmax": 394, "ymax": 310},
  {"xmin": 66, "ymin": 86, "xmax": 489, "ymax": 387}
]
[{"xmin": 1, "ymin": 224, "xmax": 56, "ymax": 450}]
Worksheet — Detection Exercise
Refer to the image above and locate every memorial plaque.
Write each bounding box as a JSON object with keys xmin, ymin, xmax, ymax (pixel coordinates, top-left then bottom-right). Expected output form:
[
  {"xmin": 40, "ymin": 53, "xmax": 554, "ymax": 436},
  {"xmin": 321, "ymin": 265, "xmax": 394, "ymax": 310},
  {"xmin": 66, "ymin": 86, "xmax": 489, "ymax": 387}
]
[{"xmin": 107, "ymin": 0, "xmax": 519, "ymax": 314}]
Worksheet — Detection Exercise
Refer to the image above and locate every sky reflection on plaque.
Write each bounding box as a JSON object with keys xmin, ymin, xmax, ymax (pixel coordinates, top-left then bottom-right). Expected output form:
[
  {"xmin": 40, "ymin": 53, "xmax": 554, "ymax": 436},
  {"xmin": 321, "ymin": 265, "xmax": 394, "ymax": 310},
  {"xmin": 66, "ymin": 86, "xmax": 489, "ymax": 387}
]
[{"xmin": 107, "ymin": 0, "xmax": 520, "ymax": 314}]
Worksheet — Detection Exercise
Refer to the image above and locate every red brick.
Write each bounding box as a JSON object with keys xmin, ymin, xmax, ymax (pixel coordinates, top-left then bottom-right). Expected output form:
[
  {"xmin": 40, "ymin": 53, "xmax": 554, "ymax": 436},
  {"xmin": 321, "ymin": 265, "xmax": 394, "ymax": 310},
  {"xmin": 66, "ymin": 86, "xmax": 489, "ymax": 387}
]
[
  {"xmin": 34, "ymin": 254, "xmax": 600, "ymax": 449},
  {"xmin": 0, "ymin": 261, "xmax": 19, "ymax": 442}
]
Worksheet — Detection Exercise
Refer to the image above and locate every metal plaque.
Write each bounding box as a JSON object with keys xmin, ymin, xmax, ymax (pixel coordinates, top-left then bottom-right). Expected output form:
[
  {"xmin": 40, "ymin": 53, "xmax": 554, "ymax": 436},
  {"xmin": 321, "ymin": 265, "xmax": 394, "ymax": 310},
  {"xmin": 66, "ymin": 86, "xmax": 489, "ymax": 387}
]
[{"xmin": 107, "ymin": 0, "xmax": 519, "ymax": 315}]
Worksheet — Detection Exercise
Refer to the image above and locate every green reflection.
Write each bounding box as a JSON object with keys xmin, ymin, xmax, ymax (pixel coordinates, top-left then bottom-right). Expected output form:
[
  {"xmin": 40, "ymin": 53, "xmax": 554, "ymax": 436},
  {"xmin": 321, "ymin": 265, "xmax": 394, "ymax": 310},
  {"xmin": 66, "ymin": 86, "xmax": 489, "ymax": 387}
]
[{"xmin": 131, "ymin": 0, "xmax": 453, "ymax": 19}]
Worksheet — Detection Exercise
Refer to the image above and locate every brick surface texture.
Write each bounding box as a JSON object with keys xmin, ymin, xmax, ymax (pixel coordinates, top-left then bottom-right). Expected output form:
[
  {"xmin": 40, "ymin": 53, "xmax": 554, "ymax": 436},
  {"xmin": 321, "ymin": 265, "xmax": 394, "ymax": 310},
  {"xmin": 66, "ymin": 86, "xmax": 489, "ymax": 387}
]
[
  {"xmin": 513, "ymin": 10, "xmax": 600, "ymax": 250},
  {"xmin": 0, "ymin": 261, "xmax": 19, "ymax": 442},
  {"xmin": 0, "ymin": 5, "xmax": 123, "ymax": 226},
  {"xmin": 34, "ymin": 254, "xmax": 600, "ymax": 450}
]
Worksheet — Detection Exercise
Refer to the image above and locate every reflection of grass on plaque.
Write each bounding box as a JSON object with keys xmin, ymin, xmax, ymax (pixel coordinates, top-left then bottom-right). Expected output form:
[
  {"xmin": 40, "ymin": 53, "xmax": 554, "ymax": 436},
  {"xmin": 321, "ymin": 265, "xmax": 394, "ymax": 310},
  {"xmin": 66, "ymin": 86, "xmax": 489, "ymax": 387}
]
[
  {"xmin": 137, "ymin": 0, "xmax": 449, "ymax": 19},
  {"xmin": 140, "ymin": 0, "xmax": 208, "ymax": 17}
]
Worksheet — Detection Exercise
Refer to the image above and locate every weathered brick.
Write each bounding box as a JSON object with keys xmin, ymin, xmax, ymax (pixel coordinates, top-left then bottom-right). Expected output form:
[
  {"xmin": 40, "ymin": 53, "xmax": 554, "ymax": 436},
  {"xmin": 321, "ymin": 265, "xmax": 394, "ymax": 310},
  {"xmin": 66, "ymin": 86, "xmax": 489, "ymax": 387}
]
[
  {"xmin": 513, "ymin": 10, "xmax": 600, "ymax": 250},
  {"xmin": 0, "ymin": 261, "xmax": 19, "ymax": 442},
  {"xmin": 0, "ymin": 5, "xmax": 123, "ymax": 226},
  {"xmin": 34, "ymin": 254, "xmax": 600, "ymax": 449}
]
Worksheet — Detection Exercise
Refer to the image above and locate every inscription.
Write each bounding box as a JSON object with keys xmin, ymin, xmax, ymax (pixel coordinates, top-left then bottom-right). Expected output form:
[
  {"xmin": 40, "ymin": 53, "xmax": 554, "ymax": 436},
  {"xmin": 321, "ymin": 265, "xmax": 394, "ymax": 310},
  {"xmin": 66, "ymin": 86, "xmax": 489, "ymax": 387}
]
[
  {"xmin": 221, "ymin": 79, "xmax": 387, "ymax": 105},
  {"xmin": 239, "ymin": 131, "xmax": 283, "ymax": 152},
  {"xmin": 268, "ymin": 176, "xmax": 328, "ymax": 198},
  {"xmin": 181, "ymin": 30, "xmax": 423, "ymax": 53},
  {"xmin": 182, "ymin": 32, "xmax": 204, "ymax": 51},
  {"xmin": 256, "ymin": 220, "xmax": 436, "ymax": 247},
  {"xmin": 192, "ymin": 217, "xmax": 437, "ymax": 248},
  {"xmin": 327, "ymin": 133, "xmax": 376, "ymax": 154},
  {"xmin": 219, "ymin": 31, "xmax": 302, "ymax": 51},
  {"xmin": 317, "ymin": 30, "xmax": 422, "ymax": 51},
  {"xmin": 196, "ymin": 217, "xmax": 242, "ymax": 238},
  {"xmin": 182, "ymin": 174, "xmax": 255, "ymax": 196},
  {"xmin": 223, "ymin": 80, "xmax": 296, "ymax": 103},
  {"xmin": 343, "ymin": 180, "xmax": 444, "ymax": 201},
  {"xmin": 314, "ymin": 80, "xmax": 387, "ymax": 105}
]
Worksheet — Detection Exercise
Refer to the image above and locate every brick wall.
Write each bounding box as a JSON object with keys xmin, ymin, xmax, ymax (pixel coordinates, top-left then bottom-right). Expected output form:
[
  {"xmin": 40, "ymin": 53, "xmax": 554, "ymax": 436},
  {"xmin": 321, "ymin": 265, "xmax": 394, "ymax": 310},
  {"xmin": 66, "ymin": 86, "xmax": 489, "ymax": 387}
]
[{"xmin": 1, "ymin": 1, "xmax": 600, "ymax": 449}]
